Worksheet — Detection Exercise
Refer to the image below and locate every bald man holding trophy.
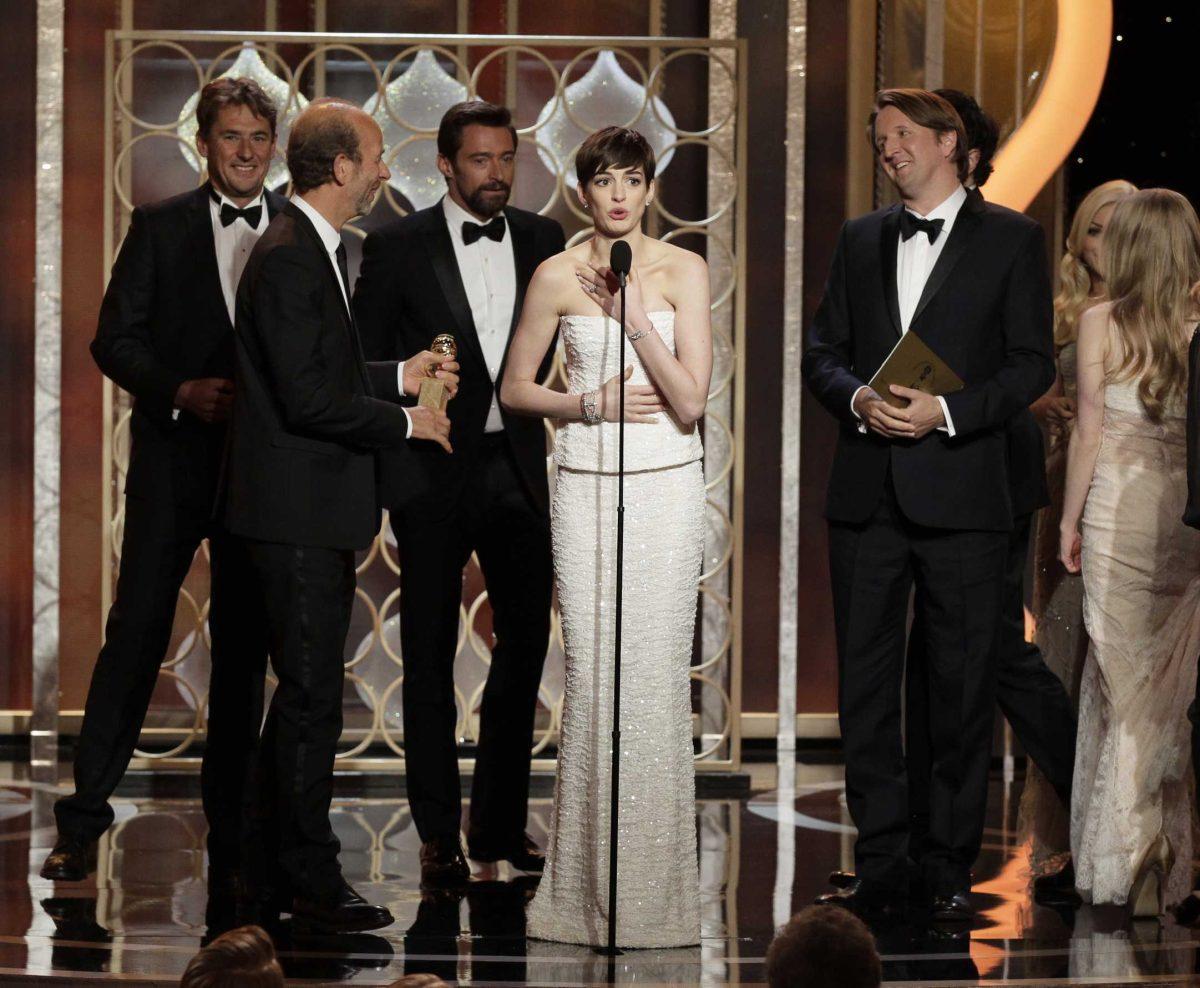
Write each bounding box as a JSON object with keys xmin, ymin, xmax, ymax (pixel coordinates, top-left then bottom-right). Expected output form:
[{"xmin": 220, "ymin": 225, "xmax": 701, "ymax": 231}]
[{"xmin": 353, "ymin": 100, "xmax": 565, "ymax": 889}]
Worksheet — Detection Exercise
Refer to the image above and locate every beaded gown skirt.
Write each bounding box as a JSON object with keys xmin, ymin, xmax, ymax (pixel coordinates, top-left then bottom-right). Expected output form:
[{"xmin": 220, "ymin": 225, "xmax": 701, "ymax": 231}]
[
  {"xmin": 1071, "ymin": 384, "xmax": 1200, "ymax": 907},
  {"xmin": 526, "ymin": 460, "xmax": 705, "ymax": 948}
]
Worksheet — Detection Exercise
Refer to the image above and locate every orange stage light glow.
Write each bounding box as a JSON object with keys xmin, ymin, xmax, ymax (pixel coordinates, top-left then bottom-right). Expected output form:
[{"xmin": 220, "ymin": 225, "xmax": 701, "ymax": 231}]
[{"xmin": 985, "ymin": 0, "xmax": 1114, "ymax": 212}]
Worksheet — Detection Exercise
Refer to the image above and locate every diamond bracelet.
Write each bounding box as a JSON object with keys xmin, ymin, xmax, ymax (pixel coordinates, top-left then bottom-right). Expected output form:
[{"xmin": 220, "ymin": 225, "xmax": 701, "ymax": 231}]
[{"xmin": 580, "ymin": 390, "xmax": 602, "ymax": 424}]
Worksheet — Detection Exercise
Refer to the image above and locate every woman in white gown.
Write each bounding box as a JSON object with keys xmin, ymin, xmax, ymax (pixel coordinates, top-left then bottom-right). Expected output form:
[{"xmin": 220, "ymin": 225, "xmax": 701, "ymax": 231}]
[
  {"xmin": 1059, "ymin": 188, "xmax": 1200, "ymax": 916},
  {"xmin": 500, "ymin": 126, "xmax": 712, "ymax": 948}
]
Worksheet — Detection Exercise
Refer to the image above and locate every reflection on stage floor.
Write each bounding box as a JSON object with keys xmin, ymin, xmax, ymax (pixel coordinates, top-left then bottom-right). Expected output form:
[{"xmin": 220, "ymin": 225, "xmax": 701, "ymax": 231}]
[{"xmin": 2, "ymin": 753, "xmax": 1200, "ymax": 985}]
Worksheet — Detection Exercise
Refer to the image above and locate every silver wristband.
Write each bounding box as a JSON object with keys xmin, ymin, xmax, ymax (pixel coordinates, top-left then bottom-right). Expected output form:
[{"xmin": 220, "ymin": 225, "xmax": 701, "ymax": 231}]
[{"xmin": 627, "ymin": 327, "xmax": 652, "ymax": 344}]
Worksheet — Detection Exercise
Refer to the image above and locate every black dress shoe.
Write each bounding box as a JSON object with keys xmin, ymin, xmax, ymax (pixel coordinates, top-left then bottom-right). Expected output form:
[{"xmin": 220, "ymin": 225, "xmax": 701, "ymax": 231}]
[
  {"xmin": 828, "ymin": 869, "xmax": 856, "ymax": 889},
  {"xmin": 931, "ymin": 892, "xmax": 974, "ymax": 923},
  {"xmin": 292, "ymin": 879, "xmax": 394, "ymax": 934},
  {"xmin": 469, "ymin": 833, "xmax": 545, "ymax": 874},
  {"xmin": 421, "ymin": 836, "xmax": 471, "ymax": 889},
  {"xmin": 815, "ymin": 881, "xmax": 904, "ymax": 919},
  {"xmin": 1033, "ymin": 860, "xmax": 1082, "ymax": 906},
  {"xmin": 39, "ymin": 837, "xmax": 98, "ymax": 882}
]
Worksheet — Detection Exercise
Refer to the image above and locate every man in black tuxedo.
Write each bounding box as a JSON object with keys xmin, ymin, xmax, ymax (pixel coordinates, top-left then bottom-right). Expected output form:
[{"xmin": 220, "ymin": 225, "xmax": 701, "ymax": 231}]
[
  {"xmin": 353, "ymin": 100, "xmax": 565, "ymax": 888},
  {"xmin": 42, "ymin": 79, "xmax": 286, "ymax": 894},
  {"xmin": 224, "ymin": 99, "xmax": 454, "ymax": 933},
  {"xmin": 803, "ymin": 88, "xmax": 1055, "ymax": 922},
  {"xmin": 828, "ymin": 90, "xmax": 1080, "ymax": 905}
]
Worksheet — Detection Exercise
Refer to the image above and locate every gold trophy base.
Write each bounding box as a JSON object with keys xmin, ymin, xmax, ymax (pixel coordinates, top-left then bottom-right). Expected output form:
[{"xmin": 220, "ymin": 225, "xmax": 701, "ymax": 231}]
[{"xmin": 418, "ymin": 377, "xmax": 449, "ymax": 412}]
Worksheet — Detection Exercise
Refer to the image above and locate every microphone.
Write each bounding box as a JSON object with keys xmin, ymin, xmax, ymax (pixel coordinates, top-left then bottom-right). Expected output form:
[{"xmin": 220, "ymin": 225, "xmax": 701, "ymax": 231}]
[{"xmin": 610, "ymin": 240, "xmax": 632, "ymax": 288}]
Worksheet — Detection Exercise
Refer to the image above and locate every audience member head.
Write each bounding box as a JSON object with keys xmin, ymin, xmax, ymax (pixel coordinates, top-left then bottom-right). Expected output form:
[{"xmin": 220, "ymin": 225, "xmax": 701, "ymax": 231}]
[
  {"xmin": 195, "ymin": 77, "xmax": 277, "ymax": 207},
  {"xmin": 1055, "ymin": 178, "xmax": 1138, "ymax": 347},
  {"xmin": 574, "ymin": 126, "xmax": 657, "ymax": 238},
  {"xmin": 870, "ymin": 88, "xmax": 969, "ymax": 208},
  {"xmin": 436, "ymin": 100, "xmax": 518, "ymax": 220},
  {"xmin": 933, "ymin": 88, "xmax": 999, "ymax": 188},
  {"xmin": 287, "ymin": 98, "xmax": 390, "ymax": 224},
  {"xmin": 180, "ymin": 925, "xmax": 284, "ymax": 988},
  {"xmin": 765, "ymin": 905, "xmax": 882, "ymax": 988},
  {"xmin": 1102, "ymin": 187, "xmax": 1200, "ymax": 422}
]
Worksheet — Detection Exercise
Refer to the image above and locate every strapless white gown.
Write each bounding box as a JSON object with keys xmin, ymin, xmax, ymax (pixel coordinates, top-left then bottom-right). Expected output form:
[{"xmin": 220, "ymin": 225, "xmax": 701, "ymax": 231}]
[{"xmin": 525, "ymin": 310, "xmax": 704, "ymax": 948}]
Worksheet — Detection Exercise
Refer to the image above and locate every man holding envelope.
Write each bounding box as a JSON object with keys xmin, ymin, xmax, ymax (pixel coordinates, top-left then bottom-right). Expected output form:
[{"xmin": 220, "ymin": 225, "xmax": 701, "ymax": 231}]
[{"xmin": 802, "ymin": 88, "xmax": 1054, "ymax": 923}]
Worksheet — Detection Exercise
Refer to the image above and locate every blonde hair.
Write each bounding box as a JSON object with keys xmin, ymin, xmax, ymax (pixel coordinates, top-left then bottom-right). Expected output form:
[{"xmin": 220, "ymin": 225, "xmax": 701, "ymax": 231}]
[
  {"xmin": 1053, "ymin": 179, "xmax": 1137, "ymax": 347},
  {"xmin": 1103, "ymin": 188, "xmax": 1200, "ymax": 422}
]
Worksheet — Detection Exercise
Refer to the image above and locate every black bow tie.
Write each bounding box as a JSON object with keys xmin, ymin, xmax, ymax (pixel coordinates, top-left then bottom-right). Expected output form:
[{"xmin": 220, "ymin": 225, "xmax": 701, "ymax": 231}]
[
  {"xmin": 462, "ymin": 216, "xmax": 506, "ymax": 245},
  {"xmin": 217, "ymin": 200, "xmax": 262, "ymax": 229},
  {"xmin": 899, "ymin": 210, "xmax": 945, "ymax": 244}
]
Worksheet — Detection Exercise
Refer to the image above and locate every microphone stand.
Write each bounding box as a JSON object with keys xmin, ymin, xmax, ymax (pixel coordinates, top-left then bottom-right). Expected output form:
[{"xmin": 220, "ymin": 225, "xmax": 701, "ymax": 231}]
[{"xmin": 597, "ymin": 265, "xmax": 628, "ymax": 960}]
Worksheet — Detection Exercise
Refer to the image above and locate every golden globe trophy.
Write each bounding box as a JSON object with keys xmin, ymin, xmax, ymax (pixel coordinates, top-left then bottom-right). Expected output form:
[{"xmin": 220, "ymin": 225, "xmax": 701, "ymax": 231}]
[{"xmin": 417, "ymin": 334, "xmax": 457, "ymax": 412}]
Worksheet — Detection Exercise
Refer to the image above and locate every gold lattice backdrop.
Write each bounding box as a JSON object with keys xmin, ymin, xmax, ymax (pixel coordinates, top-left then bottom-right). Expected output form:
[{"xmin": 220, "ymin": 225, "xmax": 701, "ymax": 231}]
[{"xmin": 103, "ymin": 33, "xmax": 745, "ymax": 771}]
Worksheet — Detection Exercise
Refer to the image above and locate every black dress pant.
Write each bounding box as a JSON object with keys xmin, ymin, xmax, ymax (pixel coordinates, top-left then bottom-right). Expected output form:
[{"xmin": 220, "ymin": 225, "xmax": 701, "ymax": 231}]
[
  {"xmin": 242, "ymin": 540, "xmax": 356, "ymax": 897},
  {"xmin": 828, "ymin": 479, "xmax": 1008, "ymax": 897},
  {"xmin": 54, "ymin": 494, "xmax": 268, "ymax": 872},
  {"xmin": 393, "ymin": 434, "xmax": 552, "ymax": 849},
  {"xmin": 906, "ymin": 513, "xmax": 1078, "ymax": 849}
]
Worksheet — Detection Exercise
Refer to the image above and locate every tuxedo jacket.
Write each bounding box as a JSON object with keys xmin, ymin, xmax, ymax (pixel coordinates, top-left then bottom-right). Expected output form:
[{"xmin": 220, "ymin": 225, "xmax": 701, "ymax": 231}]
[
  {"xmin": 802, "ymin": 190, "xmax": 1055, "ymax": 532},
  {"xmin": 222, "ymin": 201, "xmax": 412, "ymax": 551},
  {"xmin": 353, "ymin": 202, "xmax": 566, "ymax": 517},
  {"xmin": 90, "ymin": 182, "xmax": 287, "ymax": 510}
]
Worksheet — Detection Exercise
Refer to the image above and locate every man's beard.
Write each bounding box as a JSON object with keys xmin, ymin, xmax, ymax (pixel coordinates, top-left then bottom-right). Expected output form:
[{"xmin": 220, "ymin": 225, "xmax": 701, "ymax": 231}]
[
  {"xmin": 355, "ymin": 184, "xmax": 380, "ymax": 217},
  {"xmin": 463, "ymin": 181, "xmax": 511, "ymax": 219}
]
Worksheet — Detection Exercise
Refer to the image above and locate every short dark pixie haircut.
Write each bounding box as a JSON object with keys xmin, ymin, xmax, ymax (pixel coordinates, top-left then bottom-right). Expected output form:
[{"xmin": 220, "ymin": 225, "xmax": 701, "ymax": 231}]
[
  {"xmin": 196, "ymin": 77, "xmax": 277, "ymax": 141},
  {"xmin": 934, "ymin": 88, "xmax": 1000, "ymax": 187},
  {"xmin": 437, "ymin": 100, "xmax": 518, "ymax": 160},
  {"xmin": 869, "ymin": 88, "xmax": 969, "ymax": 183},
  {"xmin": 287, "ymin": 99, "xmax": 362, "ymax": 195},
  {"xmin": 575, "ymin": 126, "xmax": 656, "ymax": 188}
]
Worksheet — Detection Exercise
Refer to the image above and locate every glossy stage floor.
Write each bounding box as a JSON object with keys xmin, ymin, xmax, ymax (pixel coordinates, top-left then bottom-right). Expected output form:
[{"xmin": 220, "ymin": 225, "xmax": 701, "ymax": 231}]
[{"xmin": 3, "ymin": 752, "xmax": 1199, "ymax": 986}]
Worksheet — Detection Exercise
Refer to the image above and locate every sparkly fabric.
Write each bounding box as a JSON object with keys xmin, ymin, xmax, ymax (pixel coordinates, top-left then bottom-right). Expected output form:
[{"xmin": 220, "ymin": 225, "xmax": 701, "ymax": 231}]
[
  {"xmin": 1020, "ymin": 343, "xmax": 1087, "ymax": 876},
  {"xmin": 553, "ymin": 311, "xmax": 703, "ymax": 474},
  {"xmin": 528, "ymin": 312, "xmax": 704, "ymax": 949},
  {"xmin": 1071, "ymin": 380, "xmax": 1200, "ymax": 908}
]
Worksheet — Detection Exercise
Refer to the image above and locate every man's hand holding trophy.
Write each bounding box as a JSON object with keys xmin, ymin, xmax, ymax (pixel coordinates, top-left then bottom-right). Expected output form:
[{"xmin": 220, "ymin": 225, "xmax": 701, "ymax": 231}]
[{"xmin": 403, "ymin": 334, "xmax": 460, "ymax": 454}]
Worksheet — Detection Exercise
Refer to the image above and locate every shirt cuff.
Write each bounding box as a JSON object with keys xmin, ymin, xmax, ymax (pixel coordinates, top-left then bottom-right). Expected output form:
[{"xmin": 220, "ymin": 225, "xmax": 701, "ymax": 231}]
[
  {"xmin": 850, "ymin": 385, "xmax": 869, "ymax": 434},
  {"xmin": 936, "ymin": 395, "xmax": 955, "ymax": 436},
  {"xmin": 401, "ymin": 406, "xmax": 412, "ymax": 439},
  {"xmin": 395, "ymin": 360, "xmax": 406, "ymax": 398}
]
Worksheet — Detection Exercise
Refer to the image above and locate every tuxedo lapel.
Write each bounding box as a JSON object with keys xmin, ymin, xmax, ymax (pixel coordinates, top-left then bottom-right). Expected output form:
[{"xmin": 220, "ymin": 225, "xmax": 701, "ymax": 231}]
[
  {"xmin": 422, "ymin": 209, "xmax": 487, "ymax": 369},
  {"xmin": 493, "ymin": 208, "xmax": 539, "ymax": 388},
  {"xmin": 187, "ymin": 184, "xmax": 231, "ymax": 332},
  {"xmin": 284, "ymin": 200, "xmax": 371, "ymax": 391},
  {"xmin": 879, "ymin": 207, "xmax": 902, "ymax": 337},
  {"xmin": 505, "ymin": 207, "xmax": 538, "ymax": 337},
  {"xmin": 264, "ymin": 188, "xmax": 288, "ymax": 220},
  {"xmin": 909, "ymin": 192, "xmax": 984, "ymax": 328}
]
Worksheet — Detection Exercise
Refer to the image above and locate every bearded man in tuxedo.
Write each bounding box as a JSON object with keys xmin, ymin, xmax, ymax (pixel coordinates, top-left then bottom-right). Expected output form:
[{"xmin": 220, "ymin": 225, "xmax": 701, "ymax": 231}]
[{"xmin": 353, "ymin": 100, "xmax": 565, "ymax": 888}]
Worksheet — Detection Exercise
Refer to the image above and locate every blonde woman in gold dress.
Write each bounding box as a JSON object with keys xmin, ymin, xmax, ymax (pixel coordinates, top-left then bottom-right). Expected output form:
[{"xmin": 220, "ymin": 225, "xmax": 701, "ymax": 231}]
[
  {"xmin": 1018, "ymin": 179, "xmax": 1136, "ymax": 884},
  {"xmin": 1060, "ymin": 189, "xmax": 1200, "ymax": 915}
]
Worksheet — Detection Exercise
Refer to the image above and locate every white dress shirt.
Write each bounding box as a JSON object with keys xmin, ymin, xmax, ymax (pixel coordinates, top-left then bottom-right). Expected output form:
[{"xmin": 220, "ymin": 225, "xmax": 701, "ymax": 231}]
[
  {"xmin": 173, "ymin": 189, "xmax": 272, "ymax": 422},
  {"xmin": 209, "ymin": 188, "xmax": 269, "ymax": 324},
  {"xmin": 442, "ymin": 194, "xmax": 517, "ymax": 433},
  {"xmin": 852, "ymin": 183, "xmax": 967, "ymax": 436},
  {"xmin": 292, "ymin": 194, "xmax": 410, "ymax": 437}
]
